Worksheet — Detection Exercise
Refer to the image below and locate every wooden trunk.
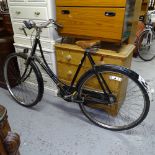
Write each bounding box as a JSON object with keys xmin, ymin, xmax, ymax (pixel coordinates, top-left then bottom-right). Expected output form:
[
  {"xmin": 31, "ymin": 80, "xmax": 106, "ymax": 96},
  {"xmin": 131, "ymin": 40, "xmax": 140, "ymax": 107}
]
[
  {"xmin": 55, "ymin": 43, "xmax": 135, "ymax": 116},
  {"xmin": 56, "ymin": 0, "xmax": 137, "ymax": 43}
]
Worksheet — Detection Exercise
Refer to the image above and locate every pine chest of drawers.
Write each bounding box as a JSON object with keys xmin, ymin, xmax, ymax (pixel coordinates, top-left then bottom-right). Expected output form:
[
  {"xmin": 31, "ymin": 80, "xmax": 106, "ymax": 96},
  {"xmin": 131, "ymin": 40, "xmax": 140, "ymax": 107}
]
[
  {"xmin": 56, "ymin": 0, "xmax": 136, "ymax": 43},
  {"xmin": 55, "ymin": 43, "xmax": 135, "ymax": 115}
]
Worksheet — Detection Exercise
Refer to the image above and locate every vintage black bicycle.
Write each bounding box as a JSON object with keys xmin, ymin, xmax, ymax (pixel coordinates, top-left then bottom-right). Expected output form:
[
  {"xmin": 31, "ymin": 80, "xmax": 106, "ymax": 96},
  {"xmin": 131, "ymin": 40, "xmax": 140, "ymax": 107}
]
[
  {"xmin": 4, "ymin": 19, "xmax": 150, "ymax": 131},
  {"xmin": 136, "ymin": 11, "xmax": 155, "ymax": 61}
]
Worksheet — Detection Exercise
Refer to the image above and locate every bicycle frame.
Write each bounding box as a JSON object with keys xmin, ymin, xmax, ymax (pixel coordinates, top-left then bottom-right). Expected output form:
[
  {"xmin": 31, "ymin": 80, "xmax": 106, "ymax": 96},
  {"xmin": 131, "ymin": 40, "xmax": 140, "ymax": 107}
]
[{"xmin": 25, "ymin": 37, "xmax": 112, "ymax": 99}]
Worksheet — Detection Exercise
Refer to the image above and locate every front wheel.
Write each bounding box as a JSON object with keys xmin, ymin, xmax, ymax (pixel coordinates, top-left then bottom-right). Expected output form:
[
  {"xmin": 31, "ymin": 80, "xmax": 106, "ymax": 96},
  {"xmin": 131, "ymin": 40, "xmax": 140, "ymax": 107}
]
[
  {"xmin": 137, "ymin": 29, "xmax": 155, "ymax": 61},
  {"xmin": 4, "ymin": 53, "xmax": 44, "ymax": 107},
  {"xmin": 77, "ymin": 65, "xmax": 150, "ymax": 131}
]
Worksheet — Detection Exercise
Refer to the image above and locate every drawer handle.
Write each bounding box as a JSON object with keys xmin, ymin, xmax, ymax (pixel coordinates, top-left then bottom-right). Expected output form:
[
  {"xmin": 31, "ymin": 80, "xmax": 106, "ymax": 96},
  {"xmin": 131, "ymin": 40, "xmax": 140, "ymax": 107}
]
[
  {"xmin": 67, "ymin": 71, "xmax": 72, "ymax": 76},
  {"xmin": 61, "ymin": 10, "xmax": 70, "ymax": 15},
  {"xmin": 65, "ymin": 55, "xmax": 72, "ymax": 61},
  {"xmin": 34, "ymin": 12, "xmax": 40, "ymax": 16},
  {"xmin": 105, "ymin": 12, "xmax": 116, "ymax": 17},
  {"xmin": 15, "ymin": 11, "xmax": 21, "ymax": 15}
]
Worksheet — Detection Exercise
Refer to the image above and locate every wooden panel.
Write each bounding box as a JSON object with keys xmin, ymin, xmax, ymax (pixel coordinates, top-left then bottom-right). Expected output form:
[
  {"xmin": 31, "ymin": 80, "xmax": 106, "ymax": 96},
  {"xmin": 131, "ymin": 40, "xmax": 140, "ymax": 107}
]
[
  {"xmin": 56, "ymin": 0, "xmax": 127, "ymax": 7},
  {"xmin": 56, "ymin": 7, "xmax": 125, "ymax": 41},
  {"xmin": 12, "ymin": 22, "xmax": 49, "ymax": 38}
]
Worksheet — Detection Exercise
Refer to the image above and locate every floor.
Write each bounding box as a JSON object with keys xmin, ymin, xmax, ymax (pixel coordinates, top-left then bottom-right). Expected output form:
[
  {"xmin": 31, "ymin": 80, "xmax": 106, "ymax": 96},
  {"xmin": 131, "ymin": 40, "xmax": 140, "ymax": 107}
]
[{"xmin": 0, "ymin": 56, "xmax": 155, "ymax": 155}]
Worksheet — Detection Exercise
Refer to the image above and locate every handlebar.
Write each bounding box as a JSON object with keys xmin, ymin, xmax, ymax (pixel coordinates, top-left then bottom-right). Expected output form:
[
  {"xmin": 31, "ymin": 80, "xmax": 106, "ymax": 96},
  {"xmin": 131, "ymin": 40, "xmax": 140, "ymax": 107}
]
[
  {"xmin": 139, "ymin": 11, "xmax": 155, "ymax": 24},
  {"xmin": 22, "ymin": 19, "xmax": 63, "ymax": 36},
  {"xmin": 23, "ymin": 19, "xmax": 63, "ymax": 30}
]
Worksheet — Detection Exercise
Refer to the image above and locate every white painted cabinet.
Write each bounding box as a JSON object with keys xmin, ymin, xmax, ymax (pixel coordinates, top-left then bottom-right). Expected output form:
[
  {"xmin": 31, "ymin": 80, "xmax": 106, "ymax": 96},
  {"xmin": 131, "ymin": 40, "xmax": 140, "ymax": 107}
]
[{"xmin": 8, "ymin": 0, "xmax": 59, "ymax": 94}]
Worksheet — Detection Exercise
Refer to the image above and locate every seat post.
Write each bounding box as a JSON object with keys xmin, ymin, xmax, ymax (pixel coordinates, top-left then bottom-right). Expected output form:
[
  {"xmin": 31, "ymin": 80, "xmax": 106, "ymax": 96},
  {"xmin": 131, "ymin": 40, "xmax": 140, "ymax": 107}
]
[{"xmin": 85, "ymin": 48, "xmax": 96, "ymax": 66}]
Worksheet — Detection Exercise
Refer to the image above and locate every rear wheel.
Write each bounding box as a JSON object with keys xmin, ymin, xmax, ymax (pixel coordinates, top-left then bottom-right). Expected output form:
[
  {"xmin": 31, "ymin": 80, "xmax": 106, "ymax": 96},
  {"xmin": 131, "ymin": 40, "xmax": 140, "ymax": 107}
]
[
  {"xmin": 77, "ymin": 65, "xmax": 150, "ymax": 131},
  {"xmin": 4, "ymin": 53, "xmax": 44, "ymax": 107},
  {"xmin": 138, "ymin": 29, "xmax": 155, "ymax": 61}
]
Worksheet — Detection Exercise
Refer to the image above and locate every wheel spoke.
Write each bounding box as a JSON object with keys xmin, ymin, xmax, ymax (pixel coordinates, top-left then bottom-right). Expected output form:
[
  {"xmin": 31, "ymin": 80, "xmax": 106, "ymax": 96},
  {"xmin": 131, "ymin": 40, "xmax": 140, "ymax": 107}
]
[
  {"xmin": 79, "ymin": 67, "xmax": 149, "ymax": 131},
  {"xmin": 4, "ymin": 53, "xmax": 42, "ymax": 107}
]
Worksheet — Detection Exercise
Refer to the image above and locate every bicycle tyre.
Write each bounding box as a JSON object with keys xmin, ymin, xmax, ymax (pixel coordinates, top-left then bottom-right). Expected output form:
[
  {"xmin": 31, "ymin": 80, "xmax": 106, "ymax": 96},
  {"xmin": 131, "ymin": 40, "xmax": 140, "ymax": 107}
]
[
  {"xmin": 4, "ymin": 52, "xmax": 44, "ymax": 107},
  {"xmin": 137, "ymin": 29, "xmax": 155, "ymax": 61},
  {"xmin": 77, "ymin": 65, "xmax": 150, "ymax": 131}
]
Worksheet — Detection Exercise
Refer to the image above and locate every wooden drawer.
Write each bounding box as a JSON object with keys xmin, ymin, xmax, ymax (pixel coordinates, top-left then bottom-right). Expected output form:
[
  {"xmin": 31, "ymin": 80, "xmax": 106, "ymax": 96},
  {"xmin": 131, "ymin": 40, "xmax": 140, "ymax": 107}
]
[
  {"xmin": 56, "ymin": 7, "xmax": 125, "ymax": 41},
  {"xmin": 56, "ymin": 0, "xmax": 127, "ymax": 7},
  {"xmin": 9, "ymin": 6, "xmax": 48, "ymax": 20},
  {"xmin": 57, "ymin": 62, "xmax": 86, "ymax": 83},
  {"xmin": 14, "ymin": 36, "xmax": 55, "ymax": 50},
  {"xmin": 15, "ymin": 46, "xmax": 53, "ymax": 63},
  {"xmin": 56, "ymin": 48, "xmax": 85, "ymax": 66},
  {"xmin": 85, "ymin": 45, "xmax": 134, "ymax": 68},
  {"xmin": 56, "ymin": 43, "xmax": 134, "ymax": 70},
  {"xmin": 55, "ymin": 43, "xmax": 134, "ymax": 76}
]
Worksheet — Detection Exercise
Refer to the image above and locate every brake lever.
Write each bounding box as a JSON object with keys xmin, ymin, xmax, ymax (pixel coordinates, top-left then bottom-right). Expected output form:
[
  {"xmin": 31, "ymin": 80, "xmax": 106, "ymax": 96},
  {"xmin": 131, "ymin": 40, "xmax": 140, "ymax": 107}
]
[
  {"xmin": 22, "ymin": 27, "xmax": 27, "ymax": 36},
  {"xmin": 19, "ymin": 26, "xmax": 27, "ymax": 36},
  {"xmin": 50, "ymin": 19, "xmax": 63, "ymax": 29}
]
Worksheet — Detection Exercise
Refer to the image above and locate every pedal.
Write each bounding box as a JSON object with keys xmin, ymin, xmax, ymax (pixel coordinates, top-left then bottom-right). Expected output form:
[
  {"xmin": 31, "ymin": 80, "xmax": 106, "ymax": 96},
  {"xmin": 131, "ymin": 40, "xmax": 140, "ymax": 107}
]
[
  {"xmin": 63, "ymin": 94, "xmax": 74, "ymax": 102},
  {"xmin": 64, "ymin": 91, "xmax": 77, "ymax": 101}
]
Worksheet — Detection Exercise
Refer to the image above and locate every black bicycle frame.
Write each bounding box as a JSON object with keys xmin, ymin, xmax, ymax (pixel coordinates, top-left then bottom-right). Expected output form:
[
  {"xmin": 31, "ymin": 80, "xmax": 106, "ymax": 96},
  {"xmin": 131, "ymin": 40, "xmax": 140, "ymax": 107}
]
[{"xmin": 28, "ymin": 37, "xmax": 112, "ymax": 96}]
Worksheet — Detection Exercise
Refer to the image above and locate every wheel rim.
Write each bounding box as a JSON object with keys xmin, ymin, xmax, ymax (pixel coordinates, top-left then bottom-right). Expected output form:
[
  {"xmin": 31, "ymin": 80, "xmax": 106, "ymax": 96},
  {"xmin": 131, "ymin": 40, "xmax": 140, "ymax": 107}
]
[
  {"xmin": 4, "ymin": 54, "xmax": 40, "ymax": 106},
  {"xmin": 138, "ymin": 32, "xmax": 155, "ymax": 61},
  {"xmin": 79, "ymin": 70, "xmax": 147, "ymax": 130}
]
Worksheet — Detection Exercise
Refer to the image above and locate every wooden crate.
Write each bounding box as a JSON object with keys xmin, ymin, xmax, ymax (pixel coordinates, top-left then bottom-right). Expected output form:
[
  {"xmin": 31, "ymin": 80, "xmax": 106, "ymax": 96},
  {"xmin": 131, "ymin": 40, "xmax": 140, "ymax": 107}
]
[
  {"xmin": 56, "ymin": 0, "xmax": 138, "ymax": 43},
  {"xmin": 55, "ymin": 43, "xmax": 135, "ymax": 116}
]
